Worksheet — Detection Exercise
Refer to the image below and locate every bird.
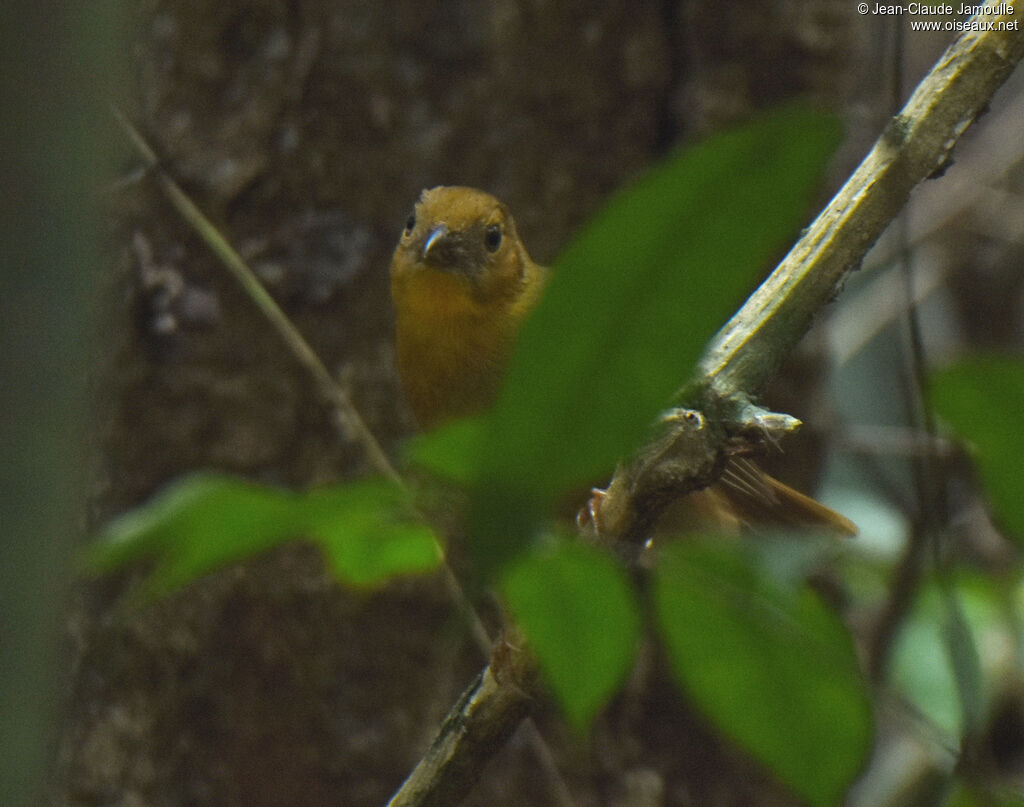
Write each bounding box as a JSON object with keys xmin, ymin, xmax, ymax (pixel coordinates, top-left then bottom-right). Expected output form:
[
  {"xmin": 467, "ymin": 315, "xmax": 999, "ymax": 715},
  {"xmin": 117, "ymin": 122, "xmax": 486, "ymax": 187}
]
[
  {"xmin": 390, "ymin": 186, "xmax": 548, "ymax": 430},
  {"xmin": 390, "ymin": 185, "xmax": 856, "ymax": 537}
]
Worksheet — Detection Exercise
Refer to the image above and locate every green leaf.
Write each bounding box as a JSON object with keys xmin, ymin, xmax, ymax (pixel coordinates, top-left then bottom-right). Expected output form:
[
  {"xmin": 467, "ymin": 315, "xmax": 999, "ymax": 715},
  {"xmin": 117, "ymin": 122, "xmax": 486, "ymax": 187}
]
[
  {"xmin": 889, "ymin": 574, "xmax": 1004, "ymax": 742},
  {"xmin": 930, "ymin": 355, "xmax": 1024, "ymax": 542},
  {"xmin": 470, "ymin": 106, "xmax": 842, "ymax": 575},
  {"xmin": 654, "ymin": 539, "xmax": 871, "ymax": 807},
  {"xmin": 403, "ymin": 416, "xmax": 486, "ymax": 486},
  {"xmin": 501, "ymin": 541, "xmax": 641, "ymax": 731},
  {"xmin": 945, "ymin": 782, "xmax": 1024, "ymax": 807},
  {"xmin": 85, "ymin": 474, "xmax": 441, "ymax": 597},
  {"xmin": 85, "ymin": 473, "xmax": 296, "ymax": 595},
  {"xmin": 305, "ymin": 480, "xmax": 441, "ymax": 586}
]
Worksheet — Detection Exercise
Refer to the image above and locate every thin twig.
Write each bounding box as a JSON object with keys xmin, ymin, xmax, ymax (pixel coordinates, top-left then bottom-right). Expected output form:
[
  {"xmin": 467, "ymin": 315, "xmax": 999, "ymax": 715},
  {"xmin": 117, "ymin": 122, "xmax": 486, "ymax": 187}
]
[
  {"xmin": 698, "ymin": 2, "xmax": 1024, "ymax": 401},
  {"xmin": 385, "ymin": 8, "xmax": 1024, "ymax": 806},
  {"xmin": 591, "ymin": 1, "xmax": 1024, "ymax": 543},
  {"xmin": 112, "ymin": 106, "xmax": 402, "ymax": 485},
  {"xmin": 386, "ymin": 634, "xmax": 540, "ymax": 807},
  {"xmin": 113, "ymin": 108, "xmax": 574, "ymax": 804}
]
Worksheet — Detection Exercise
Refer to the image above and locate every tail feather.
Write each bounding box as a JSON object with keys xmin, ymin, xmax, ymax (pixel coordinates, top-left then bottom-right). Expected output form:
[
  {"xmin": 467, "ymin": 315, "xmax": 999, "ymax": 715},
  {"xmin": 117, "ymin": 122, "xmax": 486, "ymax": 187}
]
[{"xmin": 714, "ymin": 458, "xmax": 857, "ymax": 537}]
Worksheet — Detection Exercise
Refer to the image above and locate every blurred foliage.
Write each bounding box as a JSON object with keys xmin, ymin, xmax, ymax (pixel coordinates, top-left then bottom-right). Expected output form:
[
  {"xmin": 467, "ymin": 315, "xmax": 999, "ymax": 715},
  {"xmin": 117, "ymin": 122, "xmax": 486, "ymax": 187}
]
[
  {"xmin": 86, "ymin": 474, "xmax": 440, "ymax": 598},
  {"xmin": 890, "ymin": 573, "xmax": 1017, "ymax": 741},
  {"xmin": 945, "ymin": 782, "xmax": 1024, "ymax": 807},
  {"xmin": 404, "ymin": 415, "xmax": 486, "ymax": 487},
  {"xmin": 3, "ymin": 5, "xmax": 125, "ymax": 805},
  {"xmin": 501, "ymin": 540, "xmax": 640, "ymax": 732},
  {"xmin": 415, "ymin": 105, "xmax": 842, "ymax": 576},
  {"xmin": 655, "ymin": 538, "xmax": 872, "ymax": 807},
  {"xmin": 90, "ymin": 105, "xmax": 908, "ymax": 801},
  {"xmin": 930, "ymin": 354, "xmax": 1024, "ymax": 542}
]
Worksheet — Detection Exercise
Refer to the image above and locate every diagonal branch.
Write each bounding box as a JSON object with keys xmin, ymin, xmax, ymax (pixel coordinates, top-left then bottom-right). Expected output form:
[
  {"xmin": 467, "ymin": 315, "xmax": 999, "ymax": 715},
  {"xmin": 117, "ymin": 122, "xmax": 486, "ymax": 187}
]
[
  {"xmin": 592, "ymin": 1, "xmax": 1024, "ymax": 541},
  {"xmin": 386, "ymin": 634, "xmax": 540, "ymax": 807},
  {"xmin": 386, "ymin": 7, "xmax": 1024, "ymax": 805},
  {"xmin": 700, "ymin": 1, "xmax": 1024, "ymax": 400},
  {"xmin": 112, "ymin": 107, "xmax": 404, "ymax": 485},
  {"xmin": 113, "ymin": 105, "xmax": 572, "ymax": 807}
]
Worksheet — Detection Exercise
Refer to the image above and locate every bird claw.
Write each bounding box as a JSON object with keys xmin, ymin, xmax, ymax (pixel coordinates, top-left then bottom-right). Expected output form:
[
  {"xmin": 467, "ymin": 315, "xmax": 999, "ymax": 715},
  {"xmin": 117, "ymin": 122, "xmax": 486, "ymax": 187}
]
[{"xmin": 576, "ymin": 487, "xmax": 608, "ymax": 536}]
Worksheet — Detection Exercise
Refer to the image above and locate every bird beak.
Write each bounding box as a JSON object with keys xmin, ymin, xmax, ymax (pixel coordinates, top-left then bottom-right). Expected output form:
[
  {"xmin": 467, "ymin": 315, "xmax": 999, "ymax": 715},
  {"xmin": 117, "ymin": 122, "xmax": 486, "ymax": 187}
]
[{"xmin": 421, "ymin": 225, "xmax": 449, "ymax": 262}]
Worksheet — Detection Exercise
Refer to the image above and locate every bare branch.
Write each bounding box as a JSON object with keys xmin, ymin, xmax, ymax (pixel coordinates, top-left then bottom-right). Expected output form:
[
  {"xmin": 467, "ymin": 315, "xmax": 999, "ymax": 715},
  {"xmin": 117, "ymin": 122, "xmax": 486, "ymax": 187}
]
[
  {"xmin": 386, "ymin": 10, "xmax": 1024, "ymax": 806},
  {"xmin": 386, "ymin": 635, "xmax": 540, "ymax": 807},
  {"xmin": 592, "ymin": 4, "xmax": 1024, "ymax": 543},
  {"xmin": 699, "ymin": 2, "xmax": 1024, "ymax": 400}
]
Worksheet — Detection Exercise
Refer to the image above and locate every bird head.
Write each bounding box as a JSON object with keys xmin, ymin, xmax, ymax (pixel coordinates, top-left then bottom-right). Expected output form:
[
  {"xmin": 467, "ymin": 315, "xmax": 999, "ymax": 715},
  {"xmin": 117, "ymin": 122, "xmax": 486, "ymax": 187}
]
[{"xmin": 391, "ymin": 186, "xmax": 532, "ymax": 304}]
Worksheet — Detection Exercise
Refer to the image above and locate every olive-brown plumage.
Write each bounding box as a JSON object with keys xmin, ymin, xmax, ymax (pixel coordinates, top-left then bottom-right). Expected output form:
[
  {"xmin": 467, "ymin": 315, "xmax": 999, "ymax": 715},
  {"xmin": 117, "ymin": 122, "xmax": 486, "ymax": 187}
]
[
  {"xmin": 390, "ymin": 186, "xmax": 547, "ymax": 428},
  {"xmin": 390, "ymin": 186, "xmax": 855, "ymax": 536}
]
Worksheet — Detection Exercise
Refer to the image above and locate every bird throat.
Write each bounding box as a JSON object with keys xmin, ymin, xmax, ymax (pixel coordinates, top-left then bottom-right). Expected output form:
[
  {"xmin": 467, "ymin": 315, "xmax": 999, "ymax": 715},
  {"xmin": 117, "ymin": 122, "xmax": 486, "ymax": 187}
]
[{"xmin": 393, "ymin": 267, "xmax": 517, "ymax": 427}]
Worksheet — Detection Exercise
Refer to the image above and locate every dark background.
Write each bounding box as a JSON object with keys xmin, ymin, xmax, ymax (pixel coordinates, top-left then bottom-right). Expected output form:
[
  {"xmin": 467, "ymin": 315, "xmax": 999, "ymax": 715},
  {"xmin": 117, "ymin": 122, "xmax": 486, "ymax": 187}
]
[{"xmin": 6, "ymin": 2, "xmax": 1020, "ymax": 806}]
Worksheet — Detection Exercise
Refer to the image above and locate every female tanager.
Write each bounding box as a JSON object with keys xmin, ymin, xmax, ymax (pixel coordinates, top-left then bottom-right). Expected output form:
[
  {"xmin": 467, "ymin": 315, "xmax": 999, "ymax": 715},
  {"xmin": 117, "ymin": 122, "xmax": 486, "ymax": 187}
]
[
  {"xmin": 391, "ymin": 186, "xmax": 547, "ymax": 429},
  {"xmin": 390, "ymin": 186, "xmax": 855, "ymax": 536}
]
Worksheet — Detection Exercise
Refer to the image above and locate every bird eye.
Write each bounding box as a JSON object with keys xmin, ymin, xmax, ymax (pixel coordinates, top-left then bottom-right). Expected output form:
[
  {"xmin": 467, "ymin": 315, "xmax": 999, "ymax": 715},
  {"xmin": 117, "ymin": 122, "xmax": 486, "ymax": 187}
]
[
  {"xmin": 484, "ymin": 224, "xmax": 502, "ymax": 252},
  {"xmin": 404, "ymin": 212, "xmax": 416, "ymax": 235}
]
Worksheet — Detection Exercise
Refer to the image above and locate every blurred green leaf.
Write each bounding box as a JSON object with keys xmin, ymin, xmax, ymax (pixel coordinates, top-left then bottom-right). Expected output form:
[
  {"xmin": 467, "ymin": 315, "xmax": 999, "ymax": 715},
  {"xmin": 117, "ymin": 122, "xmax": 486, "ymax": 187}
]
[
  {"xmin": 469, "ymin": 106, "xmax": 842, "ymax": 575},
  {"xmin": 889, "ymin": 596, "xmax": 957, "ymax": 740},
  {"xmin": 501, "ymin": 541, "xmax": 640, "ymax": 731},
  {"xmin": 85, "ymin": 473, "xmax": 296, "ymax": 593},
  {"xmin": 305, "ymin": 481, "xmax": 441, "ymax": 585},
  {"xmin": 403, "ymin": 416, "xmax": 486, "ymax": 486},
  {"xmin": 890, "ymin": 574, "xmax": 1005, "ymax": 742},
  {"xmin": 86, "ymin": 474, "xmax": 441, "ymax": 596},
  {"xmin": 654, "ymin": 539, "xmax": 871, "ymax": 807},
  {"xmin": 930, "ymin": 355, "xmax": 1024, "ymax": 542},
  {"xmin": 945, "ymin": 783, "xmax": 1024, "ymax": 807}
]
